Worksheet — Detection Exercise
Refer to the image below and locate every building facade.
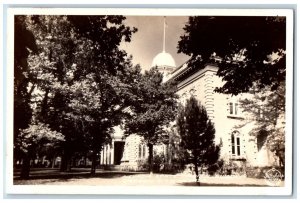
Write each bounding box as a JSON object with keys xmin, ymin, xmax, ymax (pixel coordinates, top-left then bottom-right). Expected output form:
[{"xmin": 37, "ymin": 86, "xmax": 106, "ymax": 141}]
[
  {"xmin": 169, "ymin": 62, "xmax": 278, "ymax": 168},
  {"xmin": 99, "ymin": 53, "xmax": 280, "ymax": 171}
]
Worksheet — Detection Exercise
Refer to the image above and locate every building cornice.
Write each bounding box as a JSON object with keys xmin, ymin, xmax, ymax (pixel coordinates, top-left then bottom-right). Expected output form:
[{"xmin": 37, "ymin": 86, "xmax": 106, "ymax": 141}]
[
  {"xmin": 175, "ymin": 64, "xmax": 218, "ymax": 91},
  {"xmin": 169, "ymin": 61, "xmax": 218, "ymax": 81}
]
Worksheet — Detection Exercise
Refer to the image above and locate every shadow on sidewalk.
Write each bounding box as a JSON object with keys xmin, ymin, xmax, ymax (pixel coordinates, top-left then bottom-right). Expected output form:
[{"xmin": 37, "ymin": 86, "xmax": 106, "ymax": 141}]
[{"xmin": 14, "ymin": 168, "xmax": 146, "ymax": 181}]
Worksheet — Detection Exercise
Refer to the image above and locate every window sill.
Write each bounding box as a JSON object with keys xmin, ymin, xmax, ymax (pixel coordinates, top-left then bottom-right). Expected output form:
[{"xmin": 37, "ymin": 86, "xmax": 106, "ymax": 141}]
[
  {"xmin": 230, "ymin": 156, "xmax": 246, "ymax": 161},
  {"xmin": 227, "ymin": 115, "xmax": 244, "ymax": 120}
]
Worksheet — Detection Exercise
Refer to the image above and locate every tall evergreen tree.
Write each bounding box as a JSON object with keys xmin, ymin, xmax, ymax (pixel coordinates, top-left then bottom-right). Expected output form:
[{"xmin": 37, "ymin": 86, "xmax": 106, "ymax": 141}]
[{"xmin": 176, "ymin": 96, "xmax": 220, "ymax": 183}]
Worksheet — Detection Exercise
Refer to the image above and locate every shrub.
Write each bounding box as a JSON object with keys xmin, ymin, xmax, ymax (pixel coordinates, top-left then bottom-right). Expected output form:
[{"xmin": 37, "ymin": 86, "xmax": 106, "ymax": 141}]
[
  {"xmin": 136, "ymin": 159, "xmax": 148, "ymax": 171},
  {"xmin": 246, "ymin": 166, "xmax": 284, "ymax": 179}
]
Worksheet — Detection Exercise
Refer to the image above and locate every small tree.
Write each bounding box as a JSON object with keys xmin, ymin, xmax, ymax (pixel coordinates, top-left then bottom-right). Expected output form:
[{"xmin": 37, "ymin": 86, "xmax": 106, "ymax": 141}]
[
  {"xmin": 16, "ymin": 121, "xmax": 64, "ymax": 178},
  {"xmin": 176, "ymin": 96, "xmax": 220, "ymax": 183}
]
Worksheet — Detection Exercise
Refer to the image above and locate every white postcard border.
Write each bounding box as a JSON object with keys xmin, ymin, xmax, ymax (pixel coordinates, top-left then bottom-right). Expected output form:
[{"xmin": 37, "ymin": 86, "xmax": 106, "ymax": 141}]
[{"xmin": 4, "ymin": 7, "xmax": 294, "ymax": 196}]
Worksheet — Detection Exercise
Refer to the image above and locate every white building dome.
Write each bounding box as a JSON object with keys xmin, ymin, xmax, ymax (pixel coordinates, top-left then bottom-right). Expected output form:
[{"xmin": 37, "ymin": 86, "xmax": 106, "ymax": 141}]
[{"xmin": 151, "ymin": 51, "xmax": 176, "ymax": 68}]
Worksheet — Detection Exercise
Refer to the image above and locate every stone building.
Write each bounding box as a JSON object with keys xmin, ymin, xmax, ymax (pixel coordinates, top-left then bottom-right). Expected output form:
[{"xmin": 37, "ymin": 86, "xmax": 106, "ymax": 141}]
[
  {"xmin": 99, "ymin": 53, "xmax": 281, "ymax": 171},
  {"xmin": 169, "ymin": 62, "xmax": 279, "ymax": 168}
]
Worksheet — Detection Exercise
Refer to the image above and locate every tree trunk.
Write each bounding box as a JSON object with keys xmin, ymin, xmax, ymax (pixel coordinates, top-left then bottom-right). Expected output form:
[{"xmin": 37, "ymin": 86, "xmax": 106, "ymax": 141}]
[
  {"xmin": 148, "ymin": 143, "xmax": 154, "ymax": 174},
  {"xmin": 20, "ymin": 146, "xmax": 35, "ymax": 179},
  {"xmin": 91, "ymin": 150, "xmax": 97, "ymax": 175},
  {"xmin": 194, "ymin": 158, "xmax": 200, "ymax": 185},
  {"xmin": 168, "ymin": 144, "xmax": 172, "ymax": 165},
  {"xmin": 60, "ymin": 153, "xmax": 67, "ymax": 172},
  {"xmin": 60, "ymin": 151, "xmax": 72, "ymax": 172},
  {"xmin": 277, "ymin": 150, "xmax": 285, "ymax": 168},
  {"xmin": 20, "ymin": 154, "xmax": 30, "ymax": 179},
  {"xmin": 51, "ymin": 157, "xmax": 56, "ymax": 168}
]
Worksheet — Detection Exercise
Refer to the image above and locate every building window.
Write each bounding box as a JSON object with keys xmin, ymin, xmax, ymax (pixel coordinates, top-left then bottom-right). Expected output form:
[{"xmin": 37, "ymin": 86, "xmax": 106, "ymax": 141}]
[
  {"xmin": 257, "ymin": 130, "xmax": 268, "ymax": 151},
  {"xmin": 143, "ymin": 145, "xmax": 146, "ymax": 158},
  {"xmin": 229, "ymin": 102, "xmax": 233, "ymax": 114},
  {"xmin": 231, "ymin": 131, "xmax": 241, "ymax": 156},
  {"xmin": 189, "ymin": 88, "xmax": 196, "ymax": 97},
  {"xmin": 229, "ymin": 102, "xmax": 239, "ymax": 115},
  {"xmin": 138, "ymin": 145, "xmax": 142, "ymax": 158},
  {"xmin": 139, "ymin": 144, "xmax": 147, "ymax": 159}
]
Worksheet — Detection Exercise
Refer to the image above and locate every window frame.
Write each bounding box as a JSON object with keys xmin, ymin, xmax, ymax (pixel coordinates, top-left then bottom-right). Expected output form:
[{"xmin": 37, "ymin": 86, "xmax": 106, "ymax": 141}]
[
  {"xmin": 229, "ymin": 102, "xmax": 239, "ymax": 115},
  {"xmin": 231, "ymin": 131, "xmax": 242, "ymax": 157}
]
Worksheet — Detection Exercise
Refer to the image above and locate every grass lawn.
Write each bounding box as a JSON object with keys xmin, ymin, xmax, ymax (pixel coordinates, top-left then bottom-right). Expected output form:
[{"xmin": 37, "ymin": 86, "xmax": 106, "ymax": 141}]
[{"xmin": 13, "ymin": 168, "xmax": 284, "ymax": 187}]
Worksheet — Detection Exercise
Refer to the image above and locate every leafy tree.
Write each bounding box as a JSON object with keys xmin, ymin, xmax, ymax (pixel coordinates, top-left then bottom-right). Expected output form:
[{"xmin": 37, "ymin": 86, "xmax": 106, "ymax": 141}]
[
  {"xmin": 14, "ymin": 16, "xmax": 37, "ymax": 149},
  {"xmin": 124, "ymin": 67, "xmax": 178, "ymax": 173},
  {"xmin": 66, "ymin": 16, "xmax": 138, "ymax": 174},
  {"xmin": 239, "ymin": 82, "xmax": 285, "ymax": 167},
  {"xmin": 15, "ymin": 121, "xmax": 64, "ymax": 177},
  {"xmin": 176, "ymin": 96, "xmax": 220, "ymax": 183},
  {"xmin": 15, "ymin": 15, "xmax": 138, "ymax": 176},
  {"xmin": 14, "ymin": 16, "xmax": 39, "ymax": 179},
  {"xmin": 24, "ymin": 16, "xmax": 78, "ymax": 172},
  {"xmin": 178, "ymin": 16, "xmax": 286, "ymax": 95}
]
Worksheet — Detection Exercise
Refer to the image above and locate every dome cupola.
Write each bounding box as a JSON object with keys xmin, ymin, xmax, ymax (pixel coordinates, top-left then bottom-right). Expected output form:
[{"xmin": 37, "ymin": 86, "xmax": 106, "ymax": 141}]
[
  {"xmin": 152, "ymin": 51, "xmax": 176, "ymax": 68},
  {"xmin": 151, "ymin": 17, "xmax": 176, "ymax": 82}
]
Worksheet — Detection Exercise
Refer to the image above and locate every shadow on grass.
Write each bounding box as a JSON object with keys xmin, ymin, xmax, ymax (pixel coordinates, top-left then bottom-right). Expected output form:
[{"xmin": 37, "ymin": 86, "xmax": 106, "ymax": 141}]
[
  {"xmin": 177, "ymin": 182, "xmax": 269, "ymax": 187},
  {"xmin": 152, "ymin": 171, "xmax": 184, "ymax": 175},
  {"xmin": 14, "ymin": 168, "xmax": 146, "ymax": 182}
]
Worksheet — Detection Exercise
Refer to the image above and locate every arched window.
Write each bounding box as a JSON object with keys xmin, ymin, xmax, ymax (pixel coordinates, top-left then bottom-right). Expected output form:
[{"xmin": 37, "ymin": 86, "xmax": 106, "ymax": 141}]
[
  {"xmin": 257, "ymin": 129, "xmax": 268, "ymax": 151},
  {"xmin": 231, "ymin": 131, "xmax": 241, "ymax": 156}
]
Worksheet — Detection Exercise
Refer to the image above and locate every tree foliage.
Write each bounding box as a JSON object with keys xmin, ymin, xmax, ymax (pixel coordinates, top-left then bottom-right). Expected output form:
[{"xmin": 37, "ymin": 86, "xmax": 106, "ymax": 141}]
[
  {"xmin": 16, "ymin": 122, "xmax": 64, "ymax": 154},
  {"xmin": 176, "ymin": 96, "xmax": 220, "ymax": 182},
  {"xmin": 14, "ymin": 15, "xmax": 138, "ymax": 177},
  {"xmin": 124, "ymin": 67, "xmax": 178, "ymax": 173},
  {"xmin": 239, "ymin": 82, "xmax": 285, "ymax": 167},
  {"xmin": 14, "ymin": 16, "xmax": 40, "ymax": 178},
  {"xmin": 14, "ymin": 16, "xmax": 38, "ymax": 153},
  {"xmin": 15, "ymin": 120, "xmax": 65, "ymax": 178},
  {"xmin": 178, "ymin": 16, "xmax": 286, "ymax": 95}
]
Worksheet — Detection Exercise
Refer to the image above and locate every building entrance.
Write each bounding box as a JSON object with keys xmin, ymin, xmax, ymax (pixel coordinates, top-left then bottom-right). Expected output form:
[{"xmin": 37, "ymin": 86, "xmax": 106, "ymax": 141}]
[{"xmin": 114, "ymin": 141, "xmax": 125, "ymax": 165}]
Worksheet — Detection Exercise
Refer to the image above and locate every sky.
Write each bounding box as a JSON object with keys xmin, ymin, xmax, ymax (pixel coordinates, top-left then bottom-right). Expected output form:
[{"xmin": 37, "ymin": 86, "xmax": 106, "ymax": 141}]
[{"xmin": 120, "ymin": 16, "xmax": 191, "ymax": 71}]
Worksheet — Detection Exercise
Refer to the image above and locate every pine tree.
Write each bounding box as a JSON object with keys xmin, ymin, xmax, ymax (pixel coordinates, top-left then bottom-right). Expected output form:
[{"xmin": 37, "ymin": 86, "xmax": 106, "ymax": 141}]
[{"xmin": 176, "ymin": 96, "xmax": 220, "ymax": 183}]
